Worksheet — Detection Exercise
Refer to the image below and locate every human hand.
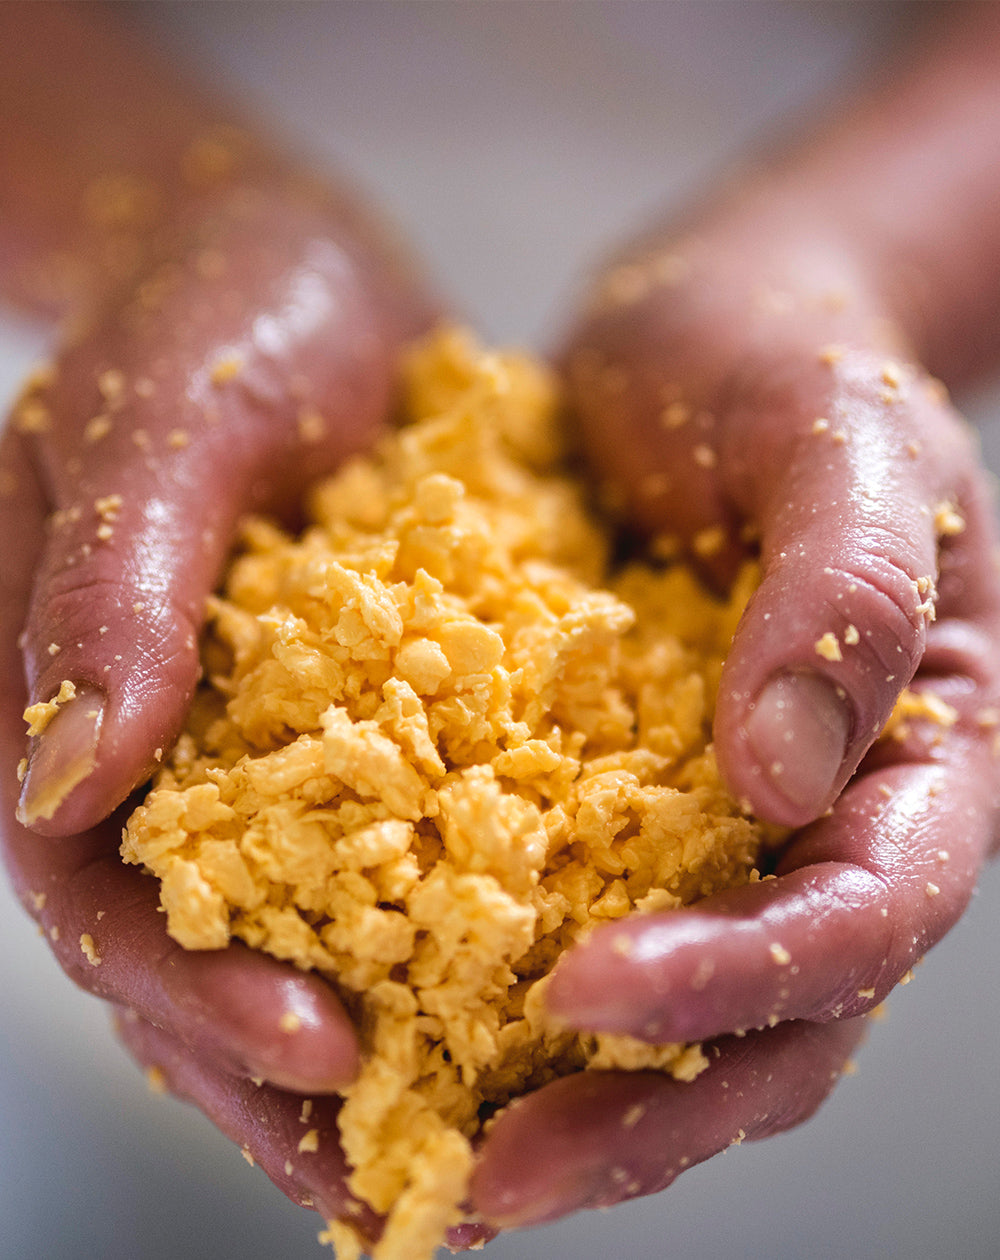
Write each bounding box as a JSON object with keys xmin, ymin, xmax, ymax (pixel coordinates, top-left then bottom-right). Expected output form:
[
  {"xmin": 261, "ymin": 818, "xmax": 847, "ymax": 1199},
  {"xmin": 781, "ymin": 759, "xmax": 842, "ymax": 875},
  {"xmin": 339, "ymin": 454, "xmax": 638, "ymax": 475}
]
[
  {"xmin": 470, "ymin": 104, "xmax": 1000, "ymax": 1226},
  {"xmin": 0, "ymin": 150, "xmax": 443, "ymax": 1220}
]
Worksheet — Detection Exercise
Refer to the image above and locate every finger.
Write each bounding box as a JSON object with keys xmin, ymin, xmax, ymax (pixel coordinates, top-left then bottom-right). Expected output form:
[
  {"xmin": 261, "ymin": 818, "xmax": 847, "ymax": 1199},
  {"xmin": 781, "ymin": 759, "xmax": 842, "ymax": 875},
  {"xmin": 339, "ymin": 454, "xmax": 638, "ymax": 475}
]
[
  {"xmin": 472, "ymin": 1016, "xmax": 866, "ymax": 1230},
  {"xmin": 4, "ymin": 809, "xmax": 360, "ymax": 1090},
  {"xmin": 2, "ymin": 424, "xmax": 359, "ymax": 1092},
  {"xmin": 116, "ymin": 1011, "xmax": 499, "ymax": 1253},
  {"xmin": 113, "ymin": 1009, "xmax": 372, "ymax": 1230},
  {"xmin": 546, "ymin": 719, "xmax": 998, "ymax": 1042},
  {"xmin": 11, "ymin": 182, "xmax": 437, "ymax": 836},
  {"xmin": 713, "ymin": 348, "xmax": 1000, "ymax": 825}
]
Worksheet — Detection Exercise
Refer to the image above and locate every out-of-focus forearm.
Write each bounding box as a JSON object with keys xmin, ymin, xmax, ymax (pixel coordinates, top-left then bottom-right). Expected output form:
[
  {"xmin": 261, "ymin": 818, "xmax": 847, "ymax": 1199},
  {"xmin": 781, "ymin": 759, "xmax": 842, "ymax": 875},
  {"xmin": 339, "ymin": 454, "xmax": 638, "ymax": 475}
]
[
  {"xmin": 0, "ymin": 1, "xmax": 273, "ymax": 320},
  {"xmin": 751, "ymin": 2, "xmax": 1000, "ymax": 386}
]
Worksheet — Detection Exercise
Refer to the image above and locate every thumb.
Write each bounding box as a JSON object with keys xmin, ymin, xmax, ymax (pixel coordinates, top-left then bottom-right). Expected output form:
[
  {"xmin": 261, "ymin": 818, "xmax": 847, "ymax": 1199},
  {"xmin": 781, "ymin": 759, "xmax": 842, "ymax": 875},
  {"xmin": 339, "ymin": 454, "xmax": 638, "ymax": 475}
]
[
  {"xmin": 14, "ymin": 191, "xmax": 436, "ymax": 835},
  {"xmin": 714, "ymin": 347, "xmax": 993, "ymax": 825}
]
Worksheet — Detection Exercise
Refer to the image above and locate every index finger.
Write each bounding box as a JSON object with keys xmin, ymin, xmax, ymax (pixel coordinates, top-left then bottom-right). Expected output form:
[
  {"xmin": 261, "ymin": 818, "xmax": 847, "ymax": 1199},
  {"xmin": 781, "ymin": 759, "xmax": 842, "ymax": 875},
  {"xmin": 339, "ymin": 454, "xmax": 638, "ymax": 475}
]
[{"xmin": 0, "ymin": 427, "xmax": 357, "ymax": 1093}]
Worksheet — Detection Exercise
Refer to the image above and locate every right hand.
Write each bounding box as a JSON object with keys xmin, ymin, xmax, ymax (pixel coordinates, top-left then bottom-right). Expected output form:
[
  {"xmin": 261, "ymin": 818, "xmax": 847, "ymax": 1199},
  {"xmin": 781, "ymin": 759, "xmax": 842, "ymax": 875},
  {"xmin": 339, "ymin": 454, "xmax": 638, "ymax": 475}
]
[{"xmin": 0, "ymin": 162, "xmax": 440, "ymax": 1218}]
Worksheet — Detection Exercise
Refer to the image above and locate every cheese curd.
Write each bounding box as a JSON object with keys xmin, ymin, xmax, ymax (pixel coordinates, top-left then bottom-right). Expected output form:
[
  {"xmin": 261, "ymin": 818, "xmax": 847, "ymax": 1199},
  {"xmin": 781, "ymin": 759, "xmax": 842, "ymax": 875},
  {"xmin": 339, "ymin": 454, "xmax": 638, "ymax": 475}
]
[{"xmin": 122, "ymin": 328, "xmax": 774, "ymax": 1259}]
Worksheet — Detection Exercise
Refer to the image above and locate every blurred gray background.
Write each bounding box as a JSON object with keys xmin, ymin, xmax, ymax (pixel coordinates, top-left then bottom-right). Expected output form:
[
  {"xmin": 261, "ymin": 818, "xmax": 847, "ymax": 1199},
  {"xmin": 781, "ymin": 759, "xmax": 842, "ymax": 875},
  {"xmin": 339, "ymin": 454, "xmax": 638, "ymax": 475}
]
[{"xmin": 1, "ymin": 4, "xmax": 998, "ymax": 1258}]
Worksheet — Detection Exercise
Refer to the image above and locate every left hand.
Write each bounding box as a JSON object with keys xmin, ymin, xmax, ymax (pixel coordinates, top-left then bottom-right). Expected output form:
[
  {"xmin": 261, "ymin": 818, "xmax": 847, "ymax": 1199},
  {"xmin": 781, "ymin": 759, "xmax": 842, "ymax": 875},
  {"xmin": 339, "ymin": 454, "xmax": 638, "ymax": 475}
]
[{"xmin": 470, "ymin": 184, "xmax": 1000, "ymax": 1229}]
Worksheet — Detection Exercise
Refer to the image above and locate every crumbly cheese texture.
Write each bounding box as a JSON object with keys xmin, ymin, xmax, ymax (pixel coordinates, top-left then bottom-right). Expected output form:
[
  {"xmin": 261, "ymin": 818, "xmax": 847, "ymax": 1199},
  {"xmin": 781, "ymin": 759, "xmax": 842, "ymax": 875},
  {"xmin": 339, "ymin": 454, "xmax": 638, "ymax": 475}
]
[{"xmin": 122, "ymin": 328, "xmax": 774, "ymax": 1259}]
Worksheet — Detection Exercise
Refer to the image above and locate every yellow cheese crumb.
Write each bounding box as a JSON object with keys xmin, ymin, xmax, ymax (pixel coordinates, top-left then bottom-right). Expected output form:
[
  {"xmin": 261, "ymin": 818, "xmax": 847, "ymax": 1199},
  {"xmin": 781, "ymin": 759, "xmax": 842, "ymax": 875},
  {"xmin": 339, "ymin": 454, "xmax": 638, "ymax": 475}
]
[
  {"xmin": 209, "ymin": 354, "xmax": 244, "ymax": 386},
  {"xmin": 84, "ymin": 414, "xmax": 112, "ymax": 443},
  {"xmin": 769, "ymin": 942, "xmax": 792, "ymax": 966},
  {"xmin": 933, "ymin": 501, "xmax": 965, "ymax": 537},
  {"xmin": 122, "ymin": 328, "xmax": 781, "ymax": 1260},
  {"xmin": 298, "ymin": 1128, "xmax": 320, "ymax": 1155},
  {"xmin": 23, "ymin": 679, "xmax": 77, "ymax": 737},
  {"xmin": 97, "ymin": 369, "xmax": 127, "ymax": 407},
  {"xmin": 279, "ymin": 1011, "xmax": 303, "ymax": 1034},
  {"xmin": 146, "ymin": 1065, "xmax": 168, "ymax": 1095},
  {"xmin": 79, "ymin": 933, "xmax": 102, "ymax": 966},
  {"xmin": 814, "ymin": 632, "xmax": 842, "ymax": 662}
]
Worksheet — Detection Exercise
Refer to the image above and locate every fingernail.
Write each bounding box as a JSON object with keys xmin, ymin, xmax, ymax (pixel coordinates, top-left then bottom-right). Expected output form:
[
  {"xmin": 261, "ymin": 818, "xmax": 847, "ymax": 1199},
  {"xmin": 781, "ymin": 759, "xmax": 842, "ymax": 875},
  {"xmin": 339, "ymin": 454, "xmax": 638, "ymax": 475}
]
[
  {"xmin": 17, "ymin": 685, "xmax": 105, "ymax": 827},
  {"xmin": 744, "ymin": 671, "xmax": 851, "ymax": 820}
]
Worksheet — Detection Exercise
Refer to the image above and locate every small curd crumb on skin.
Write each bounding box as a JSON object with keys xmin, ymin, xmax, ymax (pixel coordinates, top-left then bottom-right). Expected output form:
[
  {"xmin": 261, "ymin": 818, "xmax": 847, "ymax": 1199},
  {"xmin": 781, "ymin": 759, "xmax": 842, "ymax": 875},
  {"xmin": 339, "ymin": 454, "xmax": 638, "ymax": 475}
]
[
  {"xmin": 857, "ymin": 987, "xmax": 876, "ymax": 1000},
  {"xmin": 925, "ymin": 882, "xmax": 941, "ymax": 898},
  {"xmin": 300, "ymin": 1099, "xmax": 314, "ymax": 1124},
  {"xmin": 914, "ymin": 574, "xmax": 937, "ymax": 621},
  {"xmin": 880, "ymin": 360, "xmax": 902, "ymax": 389},
  {"xmin": 814, "ymin": 632, "xmax": 842, "ymax": 662},
  {"xmin": 167, "ymin": 429, "xmax": 190, "ymax": 449},
  {"xmin": 621, "ymin": 1103, "xmax": 647, "ymax": 1130},
  {"xmin": 831, "ymin": 429, "xmax": 848, "ymax": 445},
  {"xmin": 818, "ymin": 344, "xmax": 844, "ymax": 365},
  {"xmin": 145, "ymin": 1066, "xmax": 168, "ymax": 1095},
  {"xmin": 16, "ymin": 758, "xmax": 28, "ymax": 784},
  {"xmin": 811, "ymin": 417, "xmax": 830, "ymax": 435},
  {"xmin": 13, "ymin": 397, "xmax": 52, "ymax": 434},
  {"xmin": 84, "ymin": 414, "xmax": 112, "ymax": 443},
  {"xmin": 210, "ymin": 354, "xmax": 244, "ymax": 386},
  {"xmin": 23, "ymin": 678, "xmax": 77, "ymax": 737},
  {"xmin": 122, "ymin": 329, "xmax": 778, "ymax": 1260},
  {"xmin": 933, "ymin": 500, "xmax": 966, "ymax": 537},
  {"xmin": 899, "ymin": 969, "xmax": 915, "ymax": 985},
  {"xmin": 79, "ymin": 933, "xmax": 102, "ymax": 966},
  {"xmin": 769, "ymin": 943, "xmax": 792, "ymax": 966},
  {"xmin": 29, "ymin": 890, "xmax": 46, "ymax": 912},
  {"xmin": 298, "ymin": 1129, "xmax": 320, "ymax": 1155},
  {"xmin": 97, "ymin": 368, "xmax": 127, "ymax": 407},
  {"xmin": 843, "ymin": 624, "xmax": 860, "ymax": 646},
  {"xmin": 659, "ymin": 400, "xmax": 691, "ymax": 429},
  {"xmin": 611, "ymin": 934, "xmax": 634, "ymax": 958},
  {"xmin": 241, "ymin": 1147, "xmax": 255, "ymax": 1167},
  {"xmin": 94, "ymin": 494, "xmax": 123, "ymax": 521},
  {"xmin": 279, "ymin": 1011, "xmax": 303, "ymax": 1034},
  {"xmin": 284, "ymin": 1160, "xmax": 294, "ymax": 1177},
  {"xmin": 47, "ymin": 642, "xmax": 61, "ymax": 656},
  {"xmin": 693, "ymin": 443, "xmax": 717, "ymax": 469},
  {"xmin": 692, "ymin": 525, "xmax": 726, "ymax": 559}
]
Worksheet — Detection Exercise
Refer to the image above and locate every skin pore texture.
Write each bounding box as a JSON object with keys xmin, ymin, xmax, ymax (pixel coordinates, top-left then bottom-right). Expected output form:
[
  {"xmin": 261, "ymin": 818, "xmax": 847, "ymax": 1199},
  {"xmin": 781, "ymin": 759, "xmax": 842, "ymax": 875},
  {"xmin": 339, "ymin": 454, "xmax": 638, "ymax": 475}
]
[{"xmin": 2, "ymin": 0, "xmax": 1000, "ymax": 1245}]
